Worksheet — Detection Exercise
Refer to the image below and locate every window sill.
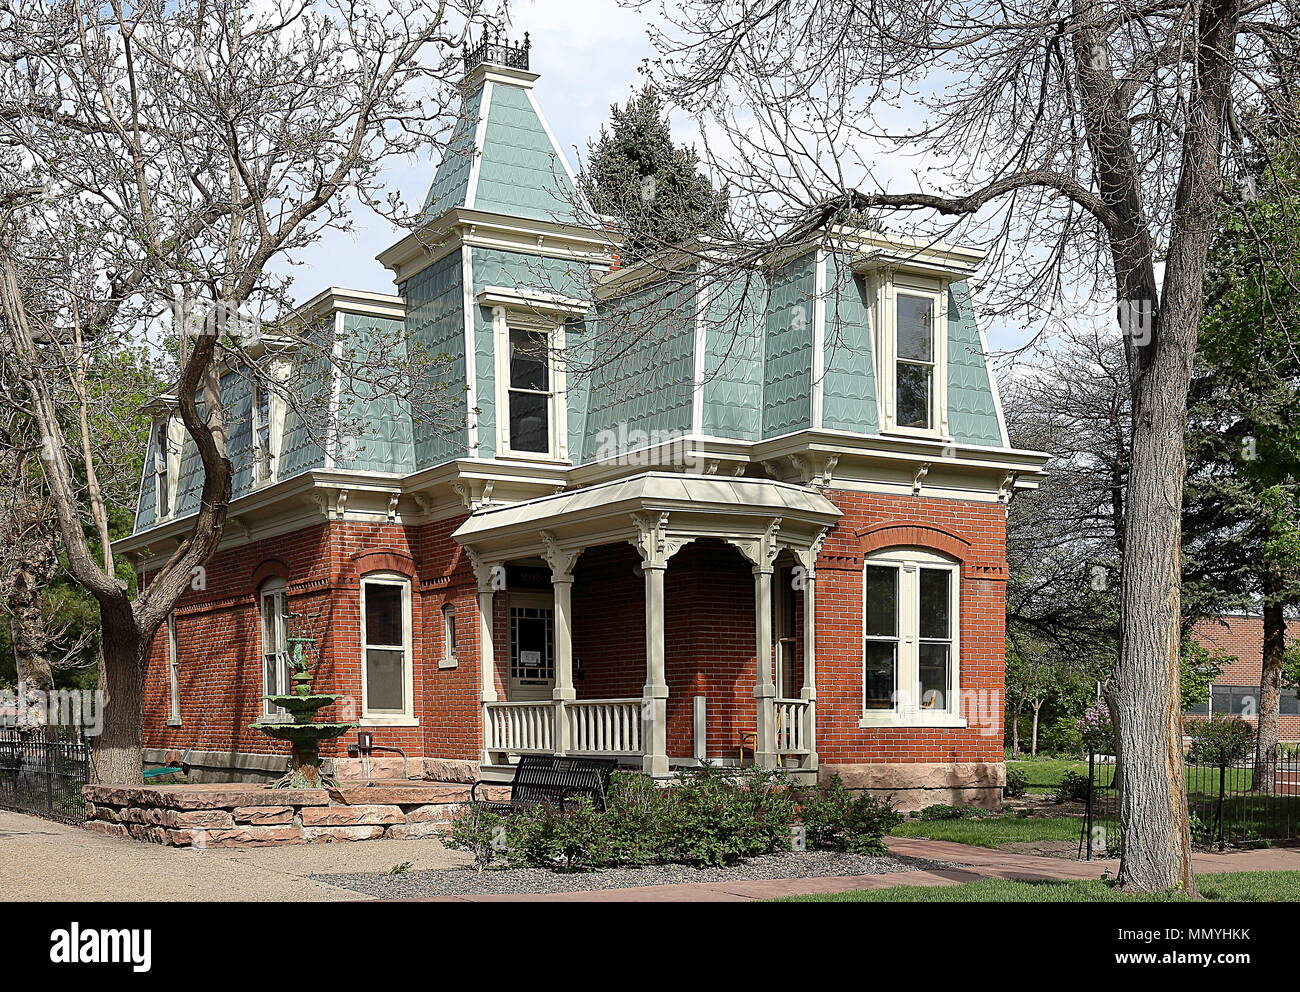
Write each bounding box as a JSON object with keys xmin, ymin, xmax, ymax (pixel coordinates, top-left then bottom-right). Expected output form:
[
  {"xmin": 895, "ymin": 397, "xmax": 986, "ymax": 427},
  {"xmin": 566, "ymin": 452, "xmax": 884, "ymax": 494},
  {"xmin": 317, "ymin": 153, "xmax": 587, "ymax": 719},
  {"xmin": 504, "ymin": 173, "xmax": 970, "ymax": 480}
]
[
  {"xmin": 858, "ymin": 711, "xmax": 968, "ymax": 729},
  {"xmin": 360, "ymin": 715, "xmax": 420, "ymax": 728},
  {"xmin": 438, "ymin": 657, "xmax": 459, "ymax": 670},
  {"xmin": 497, "ymin": 449, "xmax": 569, "ymax": 465},
  {"xmin": 166, "ymin": 719, "xmax": 182, "ymax": 728},
  {"xmin": 880, "ymin": 426, "xmax": 951, "ymax": 444}
]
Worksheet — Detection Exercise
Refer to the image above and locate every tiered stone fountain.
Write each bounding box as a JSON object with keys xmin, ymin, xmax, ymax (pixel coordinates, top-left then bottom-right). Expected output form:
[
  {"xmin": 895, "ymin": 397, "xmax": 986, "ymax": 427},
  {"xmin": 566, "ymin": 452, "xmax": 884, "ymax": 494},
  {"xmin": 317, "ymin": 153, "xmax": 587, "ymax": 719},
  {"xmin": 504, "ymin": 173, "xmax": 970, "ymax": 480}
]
[{"xmin": 250, "ymin": 616, "xmax": 356, "ymax": 789}]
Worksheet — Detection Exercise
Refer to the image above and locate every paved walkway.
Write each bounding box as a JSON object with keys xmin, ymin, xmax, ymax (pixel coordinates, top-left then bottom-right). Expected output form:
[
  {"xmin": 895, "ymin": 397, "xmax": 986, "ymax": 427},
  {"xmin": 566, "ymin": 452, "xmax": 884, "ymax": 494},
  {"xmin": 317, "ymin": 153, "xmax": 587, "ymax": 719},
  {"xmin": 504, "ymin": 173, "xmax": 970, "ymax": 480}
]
[
  {"xmin": 0, "ymin": 808, "xmax": 467, "ymax": 901},
  {"xmin": 427, "ymin": 839, "xmax": 1300, "ymax": 902},
  {"xmin": 3, "ymin": 808, "xmax": 1296, "ymax": 901}
]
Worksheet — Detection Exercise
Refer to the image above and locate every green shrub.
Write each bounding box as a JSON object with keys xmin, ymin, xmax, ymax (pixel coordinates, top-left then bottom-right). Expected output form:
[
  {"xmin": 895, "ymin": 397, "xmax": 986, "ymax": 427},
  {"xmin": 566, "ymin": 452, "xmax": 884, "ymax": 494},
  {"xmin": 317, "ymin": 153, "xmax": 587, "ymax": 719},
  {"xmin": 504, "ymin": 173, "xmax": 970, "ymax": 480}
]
[
  {"xmin": 796, "ymin": 774, "xmax": 903, "ymax": 854},
  {"xmin": 1054, "ymin": 769, "xmax": 1091, "ymax": 803},
  {"xmin": 1186, "ymin": 714, "xmax": 1256, "ymax": 767},
  {"xmin": 1041, "ymin": 716, "xmax": 1086, "ymax": 758},
  {"xmin": 660, "ymin": 765, "xmax": 798, "ymax": 866},
  {"xmin": 913, "ymin": 803, "xmax": 992, "ymax": 821},
  {"xmin": 1003, "ymin": 764, "xmax": 1029, "ymax": 799}
]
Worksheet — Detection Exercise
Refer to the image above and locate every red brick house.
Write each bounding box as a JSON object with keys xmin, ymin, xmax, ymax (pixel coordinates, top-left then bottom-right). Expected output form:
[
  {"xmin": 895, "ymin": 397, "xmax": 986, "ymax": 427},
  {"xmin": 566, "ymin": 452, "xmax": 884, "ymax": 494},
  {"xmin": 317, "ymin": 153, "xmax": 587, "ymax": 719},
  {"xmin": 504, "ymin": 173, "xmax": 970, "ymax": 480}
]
[
  {"xmin": 1189, "ymin": 614, "xmax": 1300, "ymax": 742},
  {"xmin": 114, "ymin": 42, "xmax": 1048, "ymax": 809}
]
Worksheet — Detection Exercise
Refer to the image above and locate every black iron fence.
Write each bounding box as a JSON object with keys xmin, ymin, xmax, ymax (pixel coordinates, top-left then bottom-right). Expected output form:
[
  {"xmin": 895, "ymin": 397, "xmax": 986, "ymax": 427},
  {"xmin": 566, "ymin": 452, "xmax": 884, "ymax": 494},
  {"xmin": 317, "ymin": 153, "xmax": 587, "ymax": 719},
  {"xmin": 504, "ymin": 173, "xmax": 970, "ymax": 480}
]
[
  {"xmin": 0, "ymin": 726, "xmax": 91, "ymax": 824},
  {"xmin": 1082, "ymin": 745, "xmax": 1300, "ymax": 858}
]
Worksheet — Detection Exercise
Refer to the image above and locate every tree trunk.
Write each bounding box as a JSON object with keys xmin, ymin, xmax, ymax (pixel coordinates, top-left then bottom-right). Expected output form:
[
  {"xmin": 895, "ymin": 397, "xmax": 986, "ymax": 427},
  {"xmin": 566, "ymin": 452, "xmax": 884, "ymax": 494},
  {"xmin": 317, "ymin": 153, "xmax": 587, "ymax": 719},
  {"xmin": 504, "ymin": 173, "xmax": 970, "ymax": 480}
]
[
  {"xmin": 1031, "ymin": 700, "xmax": 1043, "ymax": 757},
  {"xmin": 8, "ymin": 531, "xmax": 58, "ymax": 727},
  {"xmin": 1254, "ymin": 568, "xmax": 1284, "ymax": 793},
  {"xmin": 90, "ymin": 596, "xmax": 145, "ymax": 785},
  {"xmin": 1012, "ymin": 699, "xmax": 1023, "ymax": 755}
]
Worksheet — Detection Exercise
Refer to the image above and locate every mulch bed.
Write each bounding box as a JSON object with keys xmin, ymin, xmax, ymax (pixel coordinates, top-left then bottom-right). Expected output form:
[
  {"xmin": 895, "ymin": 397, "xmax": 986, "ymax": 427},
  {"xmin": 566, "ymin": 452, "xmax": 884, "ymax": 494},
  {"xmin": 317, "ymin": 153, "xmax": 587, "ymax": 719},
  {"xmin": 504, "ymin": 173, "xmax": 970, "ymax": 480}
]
[{"xmin": 314, "ymin": 850, "xmax": 961, "ymax": 898}]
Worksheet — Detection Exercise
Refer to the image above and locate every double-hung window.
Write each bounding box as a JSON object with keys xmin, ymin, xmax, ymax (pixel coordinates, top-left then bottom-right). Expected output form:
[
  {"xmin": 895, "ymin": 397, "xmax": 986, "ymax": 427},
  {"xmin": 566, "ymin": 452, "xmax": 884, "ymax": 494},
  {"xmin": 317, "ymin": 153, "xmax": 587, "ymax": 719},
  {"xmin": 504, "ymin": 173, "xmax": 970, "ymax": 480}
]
[
  {"xmin": 507, "ymin": 328, "xmax": 553, "ymax": 454},
  {"xmin": 259, "ymin": 579, "xmax": 291, "ymax": 718},
  {"xmin": 861, "ymin": 549, "xmax": 963, "ymax": 726},
  {"xmin": 154, "ymin": 416, "xmax": 172, "ymax": 519},
  {"xmin": 441, "ymin": 603, "xmax": 458, "ymax": 669},
  {"xmin": 895, "ymin": 294, "xmax": 936, "ymax": 430},
  {"xmin": 251, "ymin": 382, "xmax": 276, "ymax": 484},
  {"xmin": 165, "ymin": 613, "xmax": 182, "ymax": 726},
  {"xmin": 361, "ymin": 574, "xmax": 413, "ymax": 721}
]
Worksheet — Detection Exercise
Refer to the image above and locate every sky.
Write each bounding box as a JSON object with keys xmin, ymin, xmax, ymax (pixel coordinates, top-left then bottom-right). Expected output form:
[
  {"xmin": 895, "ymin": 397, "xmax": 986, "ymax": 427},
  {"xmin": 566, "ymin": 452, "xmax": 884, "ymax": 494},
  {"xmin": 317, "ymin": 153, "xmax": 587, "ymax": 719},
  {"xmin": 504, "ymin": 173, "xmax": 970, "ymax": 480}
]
[{"xmin": 287, "ymin": 0, "xmax": 1063, "ymax": 361}]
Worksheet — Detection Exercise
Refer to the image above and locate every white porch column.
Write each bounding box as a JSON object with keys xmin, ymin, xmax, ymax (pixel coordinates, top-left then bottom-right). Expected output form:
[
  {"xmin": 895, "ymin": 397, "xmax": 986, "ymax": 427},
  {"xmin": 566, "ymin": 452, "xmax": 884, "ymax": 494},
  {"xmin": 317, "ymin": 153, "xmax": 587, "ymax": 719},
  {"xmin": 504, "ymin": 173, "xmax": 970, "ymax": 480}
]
[
  {"xmin": 466, "ymin": 550, "xmax": 501, "ymax": 766},
  {"xmin": 793, "ymin": 536, "xmax": 826, "ymax": 770},
  {"xmin": 729, "ymin": 519, "xmax": 782, "ymax": 770},
  {"xmin": 630, "ymin": 512, "xmax": 687, "ymax": 778},
  {"xmin": 542, "ymin": 532, "xmax": 582, "ymax": 757}
]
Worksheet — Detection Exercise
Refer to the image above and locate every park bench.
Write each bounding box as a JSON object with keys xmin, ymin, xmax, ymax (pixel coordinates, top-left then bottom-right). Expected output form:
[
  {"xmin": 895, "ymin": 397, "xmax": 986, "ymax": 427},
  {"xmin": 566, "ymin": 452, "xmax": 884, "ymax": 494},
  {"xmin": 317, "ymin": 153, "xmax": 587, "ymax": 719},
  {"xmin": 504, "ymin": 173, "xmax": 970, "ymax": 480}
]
[{"xmin": 470, "ymin": 754, "xmax": 617, "ymax": 814}]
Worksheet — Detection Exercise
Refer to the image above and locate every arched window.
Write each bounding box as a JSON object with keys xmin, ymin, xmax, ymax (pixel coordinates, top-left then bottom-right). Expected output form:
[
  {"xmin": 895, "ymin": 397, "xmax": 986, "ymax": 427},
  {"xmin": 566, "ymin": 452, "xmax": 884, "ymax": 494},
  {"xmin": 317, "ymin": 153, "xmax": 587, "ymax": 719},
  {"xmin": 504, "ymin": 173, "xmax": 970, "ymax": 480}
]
[
  {"xmin": 861, "ymin": 547, "xmax": 963, "ymax": 727},
  {"xmin": 259, "ymin": 577, "xmax": 290, "ymax": 718}
]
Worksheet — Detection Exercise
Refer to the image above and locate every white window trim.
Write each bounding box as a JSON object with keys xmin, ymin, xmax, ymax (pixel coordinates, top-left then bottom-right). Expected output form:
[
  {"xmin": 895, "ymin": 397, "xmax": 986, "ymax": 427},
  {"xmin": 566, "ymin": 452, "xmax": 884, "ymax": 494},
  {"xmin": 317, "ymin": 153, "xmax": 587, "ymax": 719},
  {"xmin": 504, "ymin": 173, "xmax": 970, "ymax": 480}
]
[
  {"xmin": 153, "ymin": 414, "xmax": 182, "ymax": 522},
  {"xmin": 491, "ymin": 307, "xmax": 569, "ymax": 462},
  {"xmin": 165, "ymin": 613, "xmax": 182, "ymax": 727},
  {"xmin": 250, "ymin": 378, "xmax": 285, "ymax": 489},
  {"xmin": 360, "ymin": 572, "xmax": 418, "ymax": 725},
  {"xmin": 259, "ymin": 578, "xmax": 292, "ymax": 721},
  {"xmin": 860, "ymin": 547, "xmax": 966, "ymax": 729},
  {"xmin": 874, "ymin": 272, "xmax": 950, "ymax": 440},
  {"xmin": 440, "ymin": 602, "xmax": 459, "ymax": 670}
]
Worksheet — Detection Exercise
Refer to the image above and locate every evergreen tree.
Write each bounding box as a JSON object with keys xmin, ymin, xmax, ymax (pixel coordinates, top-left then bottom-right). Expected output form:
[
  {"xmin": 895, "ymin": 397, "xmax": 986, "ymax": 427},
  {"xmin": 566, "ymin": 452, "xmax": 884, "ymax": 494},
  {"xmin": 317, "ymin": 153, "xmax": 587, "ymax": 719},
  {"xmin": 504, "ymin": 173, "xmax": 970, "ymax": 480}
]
[
  {"xmin": 580, "ymin": 85, "xmax": 724, "ymax": 262},
  {"xmin": 1183, "ymin": 141, "xmax": 1300, "ymax": 789}
]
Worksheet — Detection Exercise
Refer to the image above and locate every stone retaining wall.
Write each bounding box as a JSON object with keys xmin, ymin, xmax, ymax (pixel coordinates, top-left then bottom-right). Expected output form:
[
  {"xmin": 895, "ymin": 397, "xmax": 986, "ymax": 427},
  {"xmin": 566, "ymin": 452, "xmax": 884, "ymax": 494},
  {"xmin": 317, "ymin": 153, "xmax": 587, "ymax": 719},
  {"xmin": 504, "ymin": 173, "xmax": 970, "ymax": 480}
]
[{"xmin": 81, "ymin": 782, "xmax": 501, "ymax": 848}]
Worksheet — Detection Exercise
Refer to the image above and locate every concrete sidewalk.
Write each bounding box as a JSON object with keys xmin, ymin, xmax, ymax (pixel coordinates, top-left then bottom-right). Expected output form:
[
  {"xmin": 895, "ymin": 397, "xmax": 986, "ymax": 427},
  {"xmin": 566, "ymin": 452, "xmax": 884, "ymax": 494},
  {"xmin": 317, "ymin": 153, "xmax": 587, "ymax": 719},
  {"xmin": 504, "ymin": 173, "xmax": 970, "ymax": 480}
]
[{"xmin": 0, "ymin": 808, "xmax": 466, "ymax": 901}]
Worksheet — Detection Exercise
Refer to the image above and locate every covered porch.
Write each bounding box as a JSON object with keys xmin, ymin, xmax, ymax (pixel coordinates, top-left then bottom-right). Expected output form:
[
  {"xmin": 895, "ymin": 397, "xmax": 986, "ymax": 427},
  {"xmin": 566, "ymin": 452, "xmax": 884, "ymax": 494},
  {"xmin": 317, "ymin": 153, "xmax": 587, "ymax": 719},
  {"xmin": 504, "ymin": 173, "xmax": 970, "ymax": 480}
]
[{"xmin": 453, "ymin": 472, "xmax": 840, "ymax": 780}]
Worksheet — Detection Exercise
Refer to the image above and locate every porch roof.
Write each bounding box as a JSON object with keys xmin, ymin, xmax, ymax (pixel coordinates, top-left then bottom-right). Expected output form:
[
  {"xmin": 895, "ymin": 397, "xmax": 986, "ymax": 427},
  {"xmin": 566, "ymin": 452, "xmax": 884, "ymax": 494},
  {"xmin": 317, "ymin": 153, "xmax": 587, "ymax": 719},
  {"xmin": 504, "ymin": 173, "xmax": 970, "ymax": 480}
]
[{"xmin": 451, "ymin": 471, "xmax": 841, "ymax": 563}]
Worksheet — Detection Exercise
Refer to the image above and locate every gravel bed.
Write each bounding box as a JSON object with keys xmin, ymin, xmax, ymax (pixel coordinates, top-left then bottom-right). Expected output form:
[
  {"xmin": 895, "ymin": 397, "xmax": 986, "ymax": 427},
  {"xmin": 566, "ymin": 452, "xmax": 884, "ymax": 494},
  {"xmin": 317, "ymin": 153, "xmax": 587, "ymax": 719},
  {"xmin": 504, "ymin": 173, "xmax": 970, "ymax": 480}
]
[{"xmin": 314, "ymin": 850, "xmax": 961, "ymax": 898}]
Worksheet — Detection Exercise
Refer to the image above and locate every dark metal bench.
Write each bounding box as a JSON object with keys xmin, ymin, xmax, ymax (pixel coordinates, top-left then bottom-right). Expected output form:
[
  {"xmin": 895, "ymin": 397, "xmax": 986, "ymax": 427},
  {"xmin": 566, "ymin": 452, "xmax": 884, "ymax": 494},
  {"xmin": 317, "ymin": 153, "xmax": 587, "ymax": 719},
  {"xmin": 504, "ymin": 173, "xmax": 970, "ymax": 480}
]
[{"xmin": 470, "ymin": 754, "xmax": 617, "ymax": 814}]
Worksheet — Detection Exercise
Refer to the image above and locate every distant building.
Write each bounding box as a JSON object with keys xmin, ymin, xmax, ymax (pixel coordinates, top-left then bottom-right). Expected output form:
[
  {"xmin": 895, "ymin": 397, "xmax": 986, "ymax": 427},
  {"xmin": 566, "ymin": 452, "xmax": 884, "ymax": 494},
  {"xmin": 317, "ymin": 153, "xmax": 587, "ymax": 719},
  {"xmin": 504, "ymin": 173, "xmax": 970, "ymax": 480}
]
[{"xmin": 1188, "ymin": 615, "xmax": 1300, "ymax": 741}]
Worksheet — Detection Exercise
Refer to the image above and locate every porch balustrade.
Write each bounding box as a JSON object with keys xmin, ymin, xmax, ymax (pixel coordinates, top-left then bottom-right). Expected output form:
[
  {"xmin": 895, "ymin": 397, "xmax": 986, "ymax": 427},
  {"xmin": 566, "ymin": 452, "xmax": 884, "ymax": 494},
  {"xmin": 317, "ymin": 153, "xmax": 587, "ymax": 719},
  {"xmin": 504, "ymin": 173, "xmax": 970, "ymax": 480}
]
[
  {"xmin": 774, "ymin": 698, "xmax": 812, "ymax": 755},
  {"xmin": 483, "ymin": 700, "xmax": 555, "ymax": 754},
  {"xmin": 566, "ymin": 698, "xmax": 643, "ymax": 756}
]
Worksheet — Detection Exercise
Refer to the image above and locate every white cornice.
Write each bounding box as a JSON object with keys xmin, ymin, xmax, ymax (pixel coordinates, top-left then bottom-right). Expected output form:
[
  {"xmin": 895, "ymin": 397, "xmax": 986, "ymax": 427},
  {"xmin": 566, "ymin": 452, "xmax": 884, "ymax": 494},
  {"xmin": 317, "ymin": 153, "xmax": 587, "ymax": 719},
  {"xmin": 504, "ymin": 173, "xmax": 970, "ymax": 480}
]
[
  {"xmin": 296, "ymin": 286, "xmax": 406, "ymax": 322},
  {"xmin": 377, "ymin": 208, "xmax": 618, "ymax": 285}
]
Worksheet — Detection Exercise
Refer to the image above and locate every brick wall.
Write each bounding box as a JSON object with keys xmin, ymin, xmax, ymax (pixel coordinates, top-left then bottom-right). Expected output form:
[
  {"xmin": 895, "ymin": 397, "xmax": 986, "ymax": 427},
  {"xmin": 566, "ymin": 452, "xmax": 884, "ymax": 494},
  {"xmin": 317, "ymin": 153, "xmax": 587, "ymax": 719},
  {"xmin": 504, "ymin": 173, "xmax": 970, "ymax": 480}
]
[{"xmin": 141, "ymin": 487, "xmax": 1009, "ymax": 772}]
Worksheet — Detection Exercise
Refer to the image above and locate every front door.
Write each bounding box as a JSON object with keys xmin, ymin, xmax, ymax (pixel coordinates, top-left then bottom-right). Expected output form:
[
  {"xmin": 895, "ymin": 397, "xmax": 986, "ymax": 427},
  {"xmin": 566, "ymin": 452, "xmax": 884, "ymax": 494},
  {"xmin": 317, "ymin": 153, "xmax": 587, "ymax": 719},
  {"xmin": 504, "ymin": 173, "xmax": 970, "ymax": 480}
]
[{"xmin": 508, "ymin": 592, "xmax": 555, "ymax": 701}]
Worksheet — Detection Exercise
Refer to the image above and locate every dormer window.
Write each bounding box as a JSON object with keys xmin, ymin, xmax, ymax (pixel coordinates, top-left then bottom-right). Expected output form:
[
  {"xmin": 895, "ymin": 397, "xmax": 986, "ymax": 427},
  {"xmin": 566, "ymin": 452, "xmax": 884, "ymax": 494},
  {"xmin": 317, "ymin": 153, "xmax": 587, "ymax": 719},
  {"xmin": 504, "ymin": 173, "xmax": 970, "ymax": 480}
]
[
  {"xmin": 153, "ymin": 414, "xmax": 175, "ymax": 519},
  {"xmin": 507, "ymin": 328, "xmax": 553, "ymax": 453},
  {"xmin": 252, "ymin": 381, "xmax": 277, "ymax": 484},
  {"xmin": 895, "ymin": 293, "xmax": 936, "ymax": 430},
  {"xmin": 480, "ymin": 285, "xmax": 583, "ymax": 462},
  {"xmin": 854, "ymin": 254, "xmax": 966, "ymax": 440}
]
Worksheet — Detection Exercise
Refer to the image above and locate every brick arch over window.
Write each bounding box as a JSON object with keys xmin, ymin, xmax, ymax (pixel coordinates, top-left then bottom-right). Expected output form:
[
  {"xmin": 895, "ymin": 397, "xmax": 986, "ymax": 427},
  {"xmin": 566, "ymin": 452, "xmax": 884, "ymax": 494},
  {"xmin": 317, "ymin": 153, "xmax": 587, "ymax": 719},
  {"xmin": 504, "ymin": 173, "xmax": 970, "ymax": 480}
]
[
  {"xmin": 855, "ymin": 522, "xmax": 972, "ymax": 562},
  {"xmin": 250, "ymin": 558, "xmax": 291, "ymax": 590},
  {"xmin": 350, "ymin": 548, "xmax": 419, "ymax": 579}
]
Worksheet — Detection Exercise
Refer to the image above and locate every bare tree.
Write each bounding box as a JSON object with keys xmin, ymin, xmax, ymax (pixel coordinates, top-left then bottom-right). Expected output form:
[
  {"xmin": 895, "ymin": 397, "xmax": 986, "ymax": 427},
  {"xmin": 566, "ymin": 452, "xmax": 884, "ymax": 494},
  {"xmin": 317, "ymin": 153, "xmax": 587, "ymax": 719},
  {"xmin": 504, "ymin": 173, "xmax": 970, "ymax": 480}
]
[
  {"xmin": 0, "ymin": 0, "xmax": 487, "ymax": 783},
  {"xmin": 630, "ymin": 0, "xmax": 1300, "ymax": 891}
]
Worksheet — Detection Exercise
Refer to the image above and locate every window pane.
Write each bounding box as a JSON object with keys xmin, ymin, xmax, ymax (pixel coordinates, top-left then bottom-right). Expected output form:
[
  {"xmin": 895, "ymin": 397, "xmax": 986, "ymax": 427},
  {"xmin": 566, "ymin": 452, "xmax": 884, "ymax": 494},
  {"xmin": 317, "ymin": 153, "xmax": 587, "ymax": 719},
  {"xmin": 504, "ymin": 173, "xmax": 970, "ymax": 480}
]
[
  {"xmin": 366, "ymin": 648, "xmax": 405, "ymax": 711},
  {"xmin": 919, "ymin": 568, "xmax": 951, "ymax": 639},
  {"xmin": 444, "ymin": 606, "xmax": 457, "ymax": 657},
  {"xmin": 364, "ymin": 583, "xmax": 403, "ymax": 646},
  {"xmin": 919, "ymin": 643, "xmax": 950, "ymax": 710},
  {"xmin": 1282, "ymin": 689, "xmax": 1299, "ymax": 716},
  {"xmin": 509, "ymin": 330, "xmax": 548, "ymax": 390},
  {"xmin": 897, "ymin": 295, "xmax": 933, "ymax": 362},
  {"xmin": 1185, "ymin": 700, "xmax": 1209, "ymax": 716},
  {"xmin": 864, "ymin": 642, "xmax": 896, "ymax": 709},
  {"xmin": 896, "ymin": 363, "xmax": 931, "ymax": 428},
  {"xmin": 864, "ymin": 566, "xmax": 897, "ymax": 637},
  {"xmin": 509, "ymin": 390, "xmax": 549, "ymax": 452}
]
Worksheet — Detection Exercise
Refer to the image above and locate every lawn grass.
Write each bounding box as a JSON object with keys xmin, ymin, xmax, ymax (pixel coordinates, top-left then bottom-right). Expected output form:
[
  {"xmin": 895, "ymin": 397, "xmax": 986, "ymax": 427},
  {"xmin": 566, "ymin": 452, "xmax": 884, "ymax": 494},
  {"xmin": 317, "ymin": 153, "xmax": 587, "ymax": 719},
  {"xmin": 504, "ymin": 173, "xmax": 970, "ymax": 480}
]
[
  {"xmin": 1007, "ymin": 758, "xmax": 1086, "ymax": 794},
  {"xmin": 891, "ymin": 814, "xmax": 1082, "ymax": 848},
  {"xmin": 781, "ymin": 870, "xmax": 1300, "ymax": 902}
]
